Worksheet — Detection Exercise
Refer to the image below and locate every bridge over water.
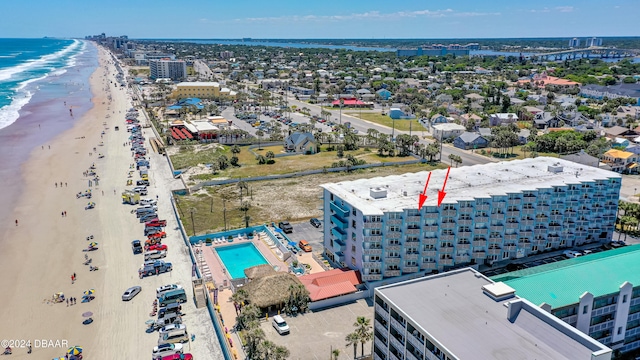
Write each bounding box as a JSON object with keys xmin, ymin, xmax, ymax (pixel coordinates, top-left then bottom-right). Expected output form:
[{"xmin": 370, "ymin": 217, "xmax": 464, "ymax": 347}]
[{"xmin": 534, "ymin": 47, "xmax": 640, "ymax": 61}]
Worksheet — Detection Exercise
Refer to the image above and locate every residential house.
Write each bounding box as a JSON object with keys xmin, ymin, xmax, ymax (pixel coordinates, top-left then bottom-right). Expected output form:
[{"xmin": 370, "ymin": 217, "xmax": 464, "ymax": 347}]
[
  {"xmin": 604, "ymin": 126, "xmax": 638, "ymax": 140},
  {"xmin": 478, "ymin": 127, "xmax": 493, "ymax": 140},
  {"xmin": 518, "ymin": 129, "xmax": 531, "ymax": 144},
  {"xmin": 453, "ymin": 132, "xmax": 489, "ymax": 150},
  {"xmin": 284, "ymin": 132, "xmax": 317, "ymax": 154},
  {"xmin": 601, "ymin": 149, "xmax": 639, "ymax": 174},
  {"xmin": 489, "ymin": 113, "xmax": 518, "ymax": 126},
  {"xmin": 432, "ymin": 123, "xmax": 465, "ymax": 140},
  {"xmin": 625, "ymin": 144, "xmax": 640, "ymax": 155},
  {"xmin": 435, "ymin": 93, "xmax": 453, "ymax": 104},
  {"xmin": 464, "ymin": 93, "xmax": 484, "ymax": 102},
  {"xmin": 527, "ymin": 94, "xmax": 548, "ymax": 105},
  {"xmin": 560, "ymin": 150, "xmax": 602, "ymax": 169},
  {"xmin": 389, "ymin": 108, "xmax": 415, "ymax": 119},
  {"xmin": 375, "ymin": 88, "xmax": 392, "ymax": 100},
  {"xmin": 613, "ymin": 137, "xmax": 630, "ymax": 149},
  {"xmin": 429, "ymin": 114, "xmax": 448, "ymax": 129},
  {"xmin": 580, "ymin": 83, "xmax": 640, "ymax": 105},
  {"xmin": 533, "ymin": 112, "xmax": 560, "ymax": 130},
  {"xmin": 523, "ymin": 106, "xmax": 544, "ymax": 116},
  {"xmin": 459, "ymin": 113, "xmax": 482, "ymax": 128},
  {"xmin": 510, "ymin": 97, "xmax": 525, "ymax": 106}
]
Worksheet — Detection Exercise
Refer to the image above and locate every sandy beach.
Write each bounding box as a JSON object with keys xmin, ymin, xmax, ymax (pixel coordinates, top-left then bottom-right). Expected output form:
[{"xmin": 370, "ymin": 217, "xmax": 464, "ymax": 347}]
[{"xmin": 0, "ymin": 43, "xmax": 220, "ymax": 359}]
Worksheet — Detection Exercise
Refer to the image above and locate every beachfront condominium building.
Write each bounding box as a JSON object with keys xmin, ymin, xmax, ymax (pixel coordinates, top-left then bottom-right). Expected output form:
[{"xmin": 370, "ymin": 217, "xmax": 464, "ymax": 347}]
[
  {"xmin": 320, "ymin": 157, "xmax": 620, "ymax": 283},
  {"xmin": 569, "ymin": 37, "xmax": 581, "ymax": 48},
  {"xmin": 171, "ymin": 82, "xmax": 236, "ymax": 99},
  {"xmin": 373, "ymin": 268, "xmax": 612, "ymax": 360},
  {"xmin": 149, "ymin": 59, "xmax": 187, "ymax": 81},
  {"xmin": 492, "ymin": 245, "xmax": 640, "ymax": 354}
]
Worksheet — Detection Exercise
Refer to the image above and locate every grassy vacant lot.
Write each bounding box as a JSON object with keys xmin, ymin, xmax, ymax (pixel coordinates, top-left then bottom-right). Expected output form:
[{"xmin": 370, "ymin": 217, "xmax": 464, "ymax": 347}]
[
  {"xmin": 172, "ymin": 143, "xmax": 414, "ymax": 182},
  {"xmin": 346, "ymin": 112, "xmax": 422, "ymax": 132},
  {"xmin": 177, "ymin": 162, "xmax": 447, "ymax": 236},
  {"xmin": 478, "ymin": 146, "xmax": 559, "ymax": 160}
]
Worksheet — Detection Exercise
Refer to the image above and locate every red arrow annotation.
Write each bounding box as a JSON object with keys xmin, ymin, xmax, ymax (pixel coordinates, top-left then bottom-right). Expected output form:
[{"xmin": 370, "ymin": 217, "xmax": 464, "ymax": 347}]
[
  {"xmin": 437, "ymin": 167, "xmax": 451, "ymax": 207},
  {"xmin": 417, "ymin": 172, "xmax": 432, "ymax": 209}
]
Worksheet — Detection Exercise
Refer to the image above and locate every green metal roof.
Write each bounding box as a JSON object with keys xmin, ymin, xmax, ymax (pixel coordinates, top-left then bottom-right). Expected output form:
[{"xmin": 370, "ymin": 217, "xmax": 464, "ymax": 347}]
[{"xmin": 491, "ymin": 245, "xmax": 640, "ymax": 309}]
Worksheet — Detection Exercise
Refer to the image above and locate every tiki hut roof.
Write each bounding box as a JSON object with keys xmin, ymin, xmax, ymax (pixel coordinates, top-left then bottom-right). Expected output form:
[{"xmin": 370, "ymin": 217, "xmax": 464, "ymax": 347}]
[
  {"xmin": 244, "ymin": 264, "xmax": 276, "ymax": 280},
  {"xmin": 243, "ymin": 272, "xmax": 303, "ymax": 309}
]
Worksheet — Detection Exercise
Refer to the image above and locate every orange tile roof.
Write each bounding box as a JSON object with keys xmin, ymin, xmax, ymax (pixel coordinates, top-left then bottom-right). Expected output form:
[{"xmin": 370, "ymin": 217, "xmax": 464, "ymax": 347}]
[
  {"xmin": 299, "ymin": 269, "xmax": 361, "ymax": 301},
  {"xmin": 605, "ymin": 149, "xmax": 635, "ymax": 159}
]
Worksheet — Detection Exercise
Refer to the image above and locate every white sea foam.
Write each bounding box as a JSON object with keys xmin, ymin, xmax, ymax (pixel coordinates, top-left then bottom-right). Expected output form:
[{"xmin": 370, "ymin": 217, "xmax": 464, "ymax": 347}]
[
  {"xmin": 0, "ymin": 40, "xmax": 86, "ymax": 130},
  {"xmin": 0, "ymin": 39, "xmax": 80, "ymax": 83}
]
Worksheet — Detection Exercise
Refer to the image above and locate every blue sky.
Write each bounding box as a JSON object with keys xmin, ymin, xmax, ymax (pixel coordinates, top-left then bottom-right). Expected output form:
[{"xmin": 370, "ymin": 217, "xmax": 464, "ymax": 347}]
[{"xmin": 3, "ymin": 0, "xmax": 637, "ymax": 39}]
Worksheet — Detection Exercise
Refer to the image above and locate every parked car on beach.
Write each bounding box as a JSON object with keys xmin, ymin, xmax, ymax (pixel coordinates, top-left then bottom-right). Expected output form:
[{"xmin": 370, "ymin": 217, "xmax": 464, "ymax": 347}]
[
  {"xmin": 152, "ymin": 343, "xmax": 183, "ymax": 358},
  {"xmin": 131, "ymin": 240, "xmax": 143, "ymax": 254},
  {"xmin": 122, "ymin": 286, "xmax": 142, "ymax": 301},
  {"xmin": 157, "ymin": 284, "xmax": 183, "ymax": 298}
]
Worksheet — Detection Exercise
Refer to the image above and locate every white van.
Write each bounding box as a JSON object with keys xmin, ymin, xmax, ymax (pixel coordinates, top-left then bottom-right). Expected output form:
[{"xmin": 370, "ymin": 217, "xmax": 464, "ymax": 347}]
[
  {"xmin": 158, "ymin": 327, "xmax": 189, "ymax": 345},
  {"xmin": 144, "ymin": 250, "xmax": 167, "ymax": 261},
  {"xmin": 159, "ymin": 324, "xmax": 187, "ymax": 338}
]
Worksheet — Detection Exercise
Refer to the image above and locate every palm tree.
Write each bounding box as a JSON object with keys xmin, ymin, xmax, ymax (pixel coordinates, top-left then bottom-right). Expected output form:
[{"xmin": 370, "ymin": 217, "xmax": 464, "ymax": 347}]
[
  {"xmin": 217, "ymin": 155, "xmax": 229, "ymax": 170},
  {"xmin": 256, "ymin": 129, "xmax": 265, "ymax": 150},
  {"xmin": 353, "ymin": 316, "xmax": 373, "ymax": 357},
  {"xmin": 231, "ymin": 144, "xmax": 241, "ymax": 155},
  {"xmin": 273, "ymin": 345, "xmax": 290, "ymax": 360},
  {"xmin": 265, "ymin": 151, "xmax": 275, "ymax": 161},
  {"xmin": 448, "ymin": 153, "xmax": 455, "ymax": 167},
  {"xmin": 240, "ymin": 201, "xmax": 251, "ymax": 228},
  {"xmin": 258, "ymin": 340, "xmax": 276, "ymax": 359},
  {"xmin": 345, "ymin": 332, "xmax": 359, "ymax": 359},
  {"xmin": 256, "ymin": 154, "xmax": 267, "ymax": 165},
  {"xmin": 244, "ymin": 326, "xmax": 265, "ymax": 358},
  {"xmin": 332, "ymin": 348, "xmax": 341, "ymax": 360}
]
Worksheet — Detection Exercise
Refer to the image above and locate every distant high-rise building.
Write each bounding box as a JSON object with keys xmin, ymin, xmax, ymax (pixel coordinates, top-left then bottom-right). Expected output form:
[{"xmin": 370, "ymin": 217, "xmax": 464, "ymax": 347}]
[
  {"xmin": 219, "ymin": 51, "xmax": 234, "ymax": 59},
  {"xmin": 149, "ymin": 59, "xmax": 187, "ymax": 81},
  {"xmin": 569, "ymin": 38, "xmax": 581, "ymax": 48},
  {"xmin": 586, "ymin": 37, "xmax": 603, "ymax": 47}
]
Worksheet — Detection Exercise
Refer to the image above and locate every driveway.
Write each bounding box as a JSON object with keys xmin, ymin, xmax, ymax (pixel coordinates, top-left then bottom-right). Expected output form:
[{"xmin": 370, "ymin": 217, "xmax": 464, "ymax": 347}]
[{"xmin": 287, "ymin": 221, "xmax": 324, "ymax": 256}]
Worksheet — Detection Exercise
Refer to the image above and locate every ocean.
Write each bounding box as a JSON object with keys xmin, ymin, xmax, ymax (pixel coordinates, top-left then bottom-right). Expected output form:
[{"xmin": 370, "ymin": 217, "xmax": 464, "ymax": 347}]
[{"xmin": 0, "ymin": 38, "xmax": 84, "ymax": 130}]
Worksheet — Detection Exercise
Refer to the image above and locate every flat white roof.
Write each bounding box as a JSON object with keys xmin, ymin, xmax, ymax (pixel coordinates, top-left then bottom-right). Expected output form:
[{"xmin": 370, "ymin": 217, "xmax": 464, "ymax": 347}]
[
  {"xmin": 432, "ymin": 123, "xmax": 465, "ymax": 131},
  {"xmin": 190, "ymin": 121, "xmax": 218, "ymax": 132},
  {"xmin": 175, "ymin": 81, "xmax": 220, "ymax": 87},
  {"xmin": 320, "ymin": 157, "xmax": 620, "ymax": 215},
  {"xmin": 376, "ymin": 269, "xmax": 609, "ymax": 360}
]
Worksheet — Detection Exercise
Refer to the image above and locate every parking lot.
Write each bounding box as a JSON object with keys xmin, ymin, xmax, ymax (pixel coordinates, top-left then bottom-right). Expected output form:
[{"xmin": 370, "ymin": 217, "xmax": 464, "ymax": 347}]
[
  {"xmin": 285, "ymin": 220, "xmax": 325, "ymax": 256},
  {"xmin": 259, "ymin": 299, "xmax": 373, "ymax": 360}
]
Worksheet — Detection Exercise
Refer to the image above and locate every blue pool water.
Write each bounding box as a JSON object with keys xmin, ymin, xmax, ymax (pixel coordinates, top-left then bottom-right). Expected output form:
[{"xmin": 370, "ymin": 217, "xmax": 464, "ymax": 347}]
[{"xmin": 216, "ymin": 243, "xmax": 269, "ymax": 279}]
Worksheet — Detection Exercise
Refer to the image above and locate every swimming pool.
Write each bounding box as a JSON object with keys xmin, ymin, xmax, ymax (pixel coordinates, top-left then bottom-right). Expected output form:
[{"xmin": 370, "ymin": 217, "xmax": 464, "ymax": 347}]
[{"xmin": 215, "ymin": 243, "xmax": 269, "ymax": 279}]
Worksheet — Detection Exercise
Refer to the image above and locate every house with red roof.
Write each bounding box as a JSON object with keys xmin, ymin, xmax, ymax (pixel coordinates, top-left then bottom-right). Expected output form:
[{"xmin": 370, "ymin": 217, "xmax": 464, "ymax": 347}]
[{"xmin": 299, "ymin": 269, "xmax": 362, "ymax": 302}]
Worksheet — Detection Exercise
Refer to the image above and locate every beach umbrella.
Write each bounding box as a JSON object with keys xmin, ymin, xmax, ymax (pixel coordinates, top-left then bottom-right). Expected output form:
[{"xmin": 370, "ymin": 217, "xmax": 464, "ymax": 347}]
[
  {"xmin": 83, "ymin": 289, "xmax": 95, "ymax": 296},
  {"xmin": 82, "ymin": 311, "xmax": 93, "ymax": 318},
  {"xmin": 67, "ymin": 346, "xmax": 83, "ymax": 355},
  {"xmin": 89, "ymin": 242, "xmax": 98, "ymax": 247}
]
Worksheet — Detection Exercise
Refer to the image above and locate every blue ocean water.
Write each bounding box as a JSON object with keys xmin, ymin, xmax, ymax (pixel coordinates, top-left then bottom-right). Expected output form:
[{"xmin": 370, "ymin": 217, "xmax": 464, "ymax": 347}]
[{"xmin": 0, "ymin": 38, "xmax": 83, "ymax": 129}]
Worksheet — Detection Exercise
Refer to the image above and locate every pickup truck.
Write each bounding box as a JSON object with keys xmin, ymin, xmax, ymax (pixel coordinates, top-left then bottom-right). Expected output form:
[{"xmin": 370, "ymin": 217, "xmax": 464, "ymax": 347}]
[
  {"xmin": 139, "ymin": 260, "xmax": 172, "ymax": 278},
  {"xmin": 145, "ymin": 219, "xmax": 167, "ymax": 227},
  {"xmin": 148, "ymin": 231, "xmax": 167, "ymax": 240},
  {"xmin": 131, "ymin": 240, "xmax": 143, "ymax": 254},
  {"xmin": 144, "ymin": 250, "xmax": 167, "ymax": 261},
  {"xmin": 278, "ymin": 221, "xmax": 293, "ymax": 234}
]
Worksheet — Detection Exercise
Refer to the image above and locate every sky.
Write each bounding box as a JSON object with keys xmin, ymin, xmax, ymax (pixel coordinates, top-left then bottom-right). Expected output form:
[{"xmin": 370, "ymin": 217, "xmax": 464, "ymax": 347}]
[{"xmin": 3, "ymin": 0, "xmax": 638, "ymax": 39}]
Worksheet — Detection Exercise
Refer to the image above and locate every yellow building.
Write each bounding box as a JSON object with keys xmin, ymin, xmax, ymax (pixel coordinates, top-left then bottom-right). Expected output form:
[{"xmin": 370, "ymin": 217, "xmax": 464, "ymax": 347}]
[
  {"xmin": 172, "ymin": 82, "xmax": 237, "ymax": 99},
  {"xmin": 602, "ymin": 149, "xmax": 638, "ymax": 174}
]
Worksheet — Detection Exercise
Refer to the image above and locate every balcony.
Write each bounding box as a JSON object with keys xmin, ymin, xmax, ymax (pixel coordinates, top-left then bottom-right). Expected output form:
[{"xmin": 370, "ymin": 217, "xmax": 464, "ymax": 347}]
[
  {"xmin": 440, "ymin": 258, "xmax": 454, "ymax": 266},
  {"xmin": 550, "ymin": 215, "xmax": 564, "ymax": 221},
  {"xmin": 331, "ymin": 215, "xmax": 348, "ymax": 230},
  {"xmin": 455, "ymin": 255, "xmax": 471, "ymax": 263},
  {"xmin": 475, "ymin": 216, "xmax": 489, "ymax": 223},
  {"xmin": 375, "ymin": 305, "xmax": 389, "ymax": 322},
  {"xmin": 386, "ymin": 245, "xmax": 401, "ymax": 252},
  {"xmin": 442, "ymin": 210, "xmax": 457, "ymax": 217},
  {"xmin": 386, "ymin": 232, "xmax": 401, "ymax": 239},
  {"xmin": 421, "ymin": 250, "xmax": 437, "ymax": 257},
  {"xmin": 365, "ymin": 247, "xmax": 383, "ymax": 255},
  {"xmin": 504, "ymin": 244, "xmax": 517, "ymax": 251},
  {"xmin": 421, "ymin": 262, "xmax": 436, "ymax": 270},
  {"xmin": 476, "ymin": 204, "xmax": 490, "ymax": 211},
  {"xmin": 473, "ymin": 251, "xmax": 486, "ymax": 258},
  {"xmin": 508, "ymin": 199, "xmax": 521, "ymax": 206},
  {"xmin": 403, "ymin": 266, "xmax": 419, "ymax": 273},
  {"xmin": 549, "ymin": 225, "xmax": 562, "ymax": 232},
  {"xmin": 385, "ymin": 257, "xmax": 401, "ymax": 265},
  {"xmin": 331, "ymin": 227, "xmax": 347, "ymax": 241},
  {"xmin": 520, "ymin": 231, "xmax": 533, "ymax": 238},
  {"xmin": 407, "ymin": 216, "xmax": 421, "ymax": 223},
  {"xmin": 423, "ymin": 237, "xmax": 438, "ymax": 245},
  {"xmin": 539, "ymin": 206, "xmax": 550, "ymax": 212},
  {"xmin": 363, "ymin": 274, "xmax": 383, "ymax": 282},
  {"xmin": 533, "ymin": 239, "xmax": 546, "ymax": 246},
  {"xmin": 522, "ymin": 209, "xmax": 535, "ymax": 215},
  {"xmin": 330, "ymin": 201, "xmax": 349, "ymax": 218},
  {"xmin": 364, "ymin": 261, "xmax": 382, "ymax": 269},
  {"xmin": 424, "ymin": 225, "xmax": 439, "ymax": 232},
  {"xmin": 473, "ymin": 240, "xmax": 487, "ymax": 247},
  {"xmin": 365, "ymin": 236, "xmax": 383, "ymax": 242},
  {"xmin": 489, "ymin": 236, "xmax": 502, "ymax": 243},
  {"xmin": 460, "ymin": 207, "xmax": 474, "ymax": 214},
  {"xmin": 404, "ymin": 253, "xmax": 419, "ymax": 260},
  {"xmin": 387, "ymin": 218, "xmax": 402, "ymax": 225},
  {"xmin": 491, "ymin": 214, "xmax": 505, "ymax": 220},
  {"xmin": 506, "ymin": 223, "xmax": 519, "ymax": 230},
  {"xmin": 406, "ymin": 351, "xmax": 420, "ymax": 360},
  {"xmin": 533, "ymin": 228, "xmax": 547, "ymax": 236},
  {"xmin": 457, "ymin": 243, "xmax": 471, "ymax": 250},
  {"xmin": 504, "ymin": 234, "xmax": 517, "ymax": 241},
  {"xmin": 521, "ymin": 220, "xmax": 534, "ymax": 226},
  {"xmin": 507, "ymin": 211, "xmax": 520, "ymax": 217},
  {"xmin": 493, "ymin": 202, "xmax": 506, "ymax": 208},
  {"xmin": 405, "ymin": 228, "xmax": 421, "ymax": 235},
  {"xmin": 364, "ymin": 222, "xmax": 383, "ymax": 229},
  {"xmin": 442, "ymin": 222, "xmax": 455, "ymax": 229},
  {"xmin": 374, "ymin": 338, "xmax": 388, "ymax": 354},
  {"xmin": 384, "ymin": 270, "xmax": 401, "ymax": 277},
  {"xmin": 440, "ymin": 246, "xmax": 454, "ymax": 254},
  {"xmin": 334, "ymin": 239, "xmax": 346, "ymax": 251},
  {"xmin": 424, "ymin": 212, "xmax": 439, "ymax": 219},
  {"xmin": 440, "ymin": 234, "xmax": 455, "ymax": 241},
  {"xmin": 459, "ymin": 219, "xmax": 473, "ymax": 226},
  {"xmin": 389, "ymin": 336, "xmax": 405, "ymax": 353},
  {"xmin": 474, "ymin": 228, "xmax": 489, "ymax": 235},
  {"xmin": 488, "ymin": 248, "xmax": 501, "ymax": 255}
]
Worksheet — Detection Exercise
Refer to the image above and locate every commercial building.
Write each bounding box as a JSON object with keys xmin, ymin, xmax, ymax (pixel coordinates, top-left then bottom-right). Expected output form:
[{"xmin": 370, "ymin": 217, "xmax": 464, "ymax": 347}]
[
  {"xmin": 492, "ymin": 245, "xmax": 640, "ymax": 354},
  {"xmin": 171, "ymin": 82, "xmax": 236, "ymax": 99},
  {"xmin": 569, "ymin": 37, "xmax": 581, "ymax": 48},
  {"xmin": 373, "ymin": 268, "xmax": 611, "ymax": 360},
  {"xmin": 586, "ymin": 37, "xmax": 603, "ymax": 47},
  {"xmin": 149, "ymin": 59, "xmax": 187, "ymax": 81},
  {"xmin": 320, "ymin": 157, "xmax": 620, "ymax": 282},
  {"xmin": 580, "ymin": 84, "xmax": 640, "ymax": 105}
]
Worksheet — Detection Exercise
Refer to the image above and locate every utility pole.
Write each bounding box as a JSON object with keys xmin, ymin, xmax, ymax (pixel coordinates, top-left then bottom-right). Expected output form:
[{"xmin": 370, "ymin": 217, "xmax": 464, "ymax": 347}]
[
  {"xmin": 439, "ymin": 132, "xmax": 443, "ymax": 162},
  {"xmin": 190, "ymin": 208, "xmax": 196, "ymax": 236},
  {"xmin": 339, "ymin": 98, "xmax": 344, "ymax": 125},
  {"xmin": 223, "ymin": 200, "xmax": 227, "ymax": 231}
]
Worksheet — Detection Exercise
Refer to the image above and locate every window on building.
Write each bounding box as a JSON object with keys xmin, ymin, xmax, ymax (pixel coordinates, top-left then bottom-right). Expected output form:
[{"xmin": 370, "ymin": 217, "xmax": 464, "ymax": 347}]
[
  {"xmin": 532, "ymin": 246, "xmax": 538, "ymax": 252},
  {"xmin": 583, "ymin": 305, "xmax": 589, "ymax": 314},
  {"xmin": 503, "ymin": 252, "xmax": 509, "ymax": 260},
  {"xmin": 389, "ymin": 226, "xmax": 400, "ymax": 232},
  {"xmin": 351, "ymin": 257, "xmax": 356, "ymax": 266},
  {"xmin": 370, "ymin": 256, "xmax": 380, "ymax": 261},
  {"xmin": 624, "ymin": 295, "xmax": 628, "ymax": 303},
  {"xmin": 352, "ymin": 220, "xmax": 356, "ymax": 228},
  {"xmin": 371, "ymin": 229, "xmax": 381, "ymax": 235},
  {"xmin": 352, "ymin": 245, "xmax": 356, "ymax": 252},
  {"xmin": 618, "ymin": 327, "xmax": 623, "ymax": 335}
]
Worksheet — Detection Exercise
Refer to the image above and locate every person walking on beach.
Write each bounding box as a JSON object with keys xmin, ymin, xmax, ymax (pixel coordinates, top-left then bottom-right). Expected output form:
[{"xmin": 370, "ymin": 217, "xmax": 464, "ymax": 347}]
[
  {"xmin": 55, "ymin": 182, "xmax": 57, "ymax": 188},
  {"xmin": 15, "ymin": 219, "xmax": 18, "ymax": 226},
  {"xmin": 64, "ymin": 211, "xmax": 67, "ymax": 217},
  {"xmin": 66, "ymin": 299, "xmax": 69, "ymax": 307}
]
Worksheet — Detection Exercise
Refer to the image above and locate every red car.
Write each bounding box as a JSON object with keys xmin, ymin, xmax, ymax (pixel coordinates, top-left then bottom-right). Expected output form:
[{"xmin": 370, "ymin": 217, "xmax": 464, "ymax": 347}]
[
  {"xmin": 148, "ymin": 244, "xmax": 168, "ymax": 251},
  {"xmin": 148, "ymin": 231, "xmax": 167, "ymax": 240},
  {"xmin": 146, "ymin": 219, "xmax": 167, "ymax": 227}
]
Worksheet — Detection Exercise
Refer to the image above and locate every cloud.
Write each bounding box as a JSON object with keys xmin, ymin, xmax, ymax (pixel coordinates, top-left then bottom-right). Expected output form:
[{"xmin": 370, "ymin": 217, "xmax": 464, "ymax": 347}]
[
  {"xmin": 237, "ymin": 9, "xmax": 499, "ymax": 23},
  {"xmin": 555, "ymin": 6, "xmax": 574, "ymax": 12},
  {"xmin": 529, "ymin": 7, "xmax": 550, "ymax": 13}
]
